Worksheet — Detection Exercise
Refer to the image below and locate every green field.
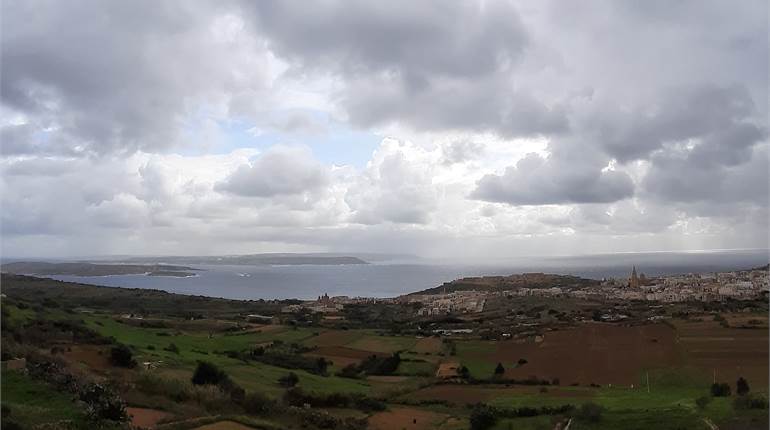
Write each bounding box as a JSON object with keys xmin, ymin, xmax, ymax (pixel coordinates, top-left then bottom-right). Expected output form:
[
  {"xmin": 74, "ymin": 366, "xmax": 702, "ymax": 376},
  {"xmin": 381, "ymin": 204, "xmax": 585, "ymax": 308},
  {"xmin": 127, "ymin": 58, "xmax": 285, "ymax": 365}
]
[{"xmin": 1, "ymin": 370, "xmax": 89, "ymax": 428}]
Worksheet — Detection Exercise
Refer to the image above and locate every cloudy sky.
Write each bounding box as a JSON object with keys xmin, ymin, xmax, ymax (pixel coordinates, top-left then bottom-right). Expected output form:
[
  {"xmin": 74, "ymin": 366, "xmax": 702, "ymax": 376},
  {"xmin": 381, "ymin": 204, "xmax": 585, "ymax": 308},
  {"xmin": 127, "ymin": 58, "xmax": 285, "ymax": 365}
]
[{"xmin": 1, "ymin": 0, "xmax": 767, "ymax": 260}]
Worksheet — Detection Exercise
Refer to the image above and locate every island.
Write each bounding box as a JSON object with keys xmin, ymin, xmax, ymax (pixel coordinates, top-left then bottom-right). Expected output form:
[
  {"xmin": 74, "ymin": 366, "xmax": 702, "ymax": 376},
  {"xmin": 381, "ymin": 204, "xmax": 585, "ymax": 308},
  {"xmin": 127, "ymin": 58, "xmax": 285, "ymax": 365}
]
[{"xmin": 0, "ymin": 262, "xmax": 200, "ymax": 277}]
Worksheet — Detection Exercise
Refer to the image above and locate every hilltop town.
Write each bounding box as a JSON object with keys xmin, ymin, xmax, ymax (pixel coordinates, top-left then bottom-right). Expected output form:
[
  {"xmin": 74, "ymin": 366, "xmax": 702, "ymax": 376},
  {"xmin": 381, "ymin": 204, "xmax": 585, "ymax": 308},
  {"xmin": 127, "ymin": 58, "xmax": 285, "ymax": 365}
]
[{"xmin": 282, "ymin": 266, "xmax": 770, "ymax": 318}]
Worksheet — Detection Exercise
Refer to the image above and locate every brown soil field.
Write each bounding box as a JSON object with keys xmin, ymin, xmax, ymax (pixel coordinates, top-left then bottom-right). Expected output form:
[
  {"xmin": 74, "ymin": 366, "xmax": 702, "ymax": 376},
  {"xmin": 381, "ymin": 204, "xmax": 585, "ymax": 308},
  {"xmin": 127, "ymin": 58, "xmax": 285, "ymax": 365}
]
[
  {"xmin": 367, "ymin": 375, "xmax": 410, "ymax": 383},
  {"xmin": 403, "ymin": 385, "xmax": 593, "ymax": 405},
  {"xmin": 349, "ymin": 336, "xmax": 415, "ymax": 353},
  {"xmin": 368, "ymin": 407, "xmax": 452, "ymax": 430},
  {"xmin": 63, "ymin": 345, "xmax": 111, "ymax": 371},
  {"xmin": 485, "ymin": 323, "xmax": 681, "ymax": 386},
  {"xmin": 723, "ymin": 313, "xmax": 768, "ymax": 329},
  {"xmin": 436, "ymin": 362, "xmax": 460, "ymax": 378},
  {"xmin": 126, "ymin": 407, "xmax": 173, "ymax": 429},
  {"xmin": 193, "ymin": 421, "xmax": 255, "ymax": 430},
  {"xmin": 304, "ymin": 330, "xmax": 361, "ymax": 347},
  {"xmin": 673, "ymin": 319, "xmax": 769, "ymax": 387},
  {"xmin": 304, "ymin": 346, "xmax": 384, "ymax": 368},
  {"xmin": 414, "ymin": 337, "xmax": 443, "ymax": 354}
]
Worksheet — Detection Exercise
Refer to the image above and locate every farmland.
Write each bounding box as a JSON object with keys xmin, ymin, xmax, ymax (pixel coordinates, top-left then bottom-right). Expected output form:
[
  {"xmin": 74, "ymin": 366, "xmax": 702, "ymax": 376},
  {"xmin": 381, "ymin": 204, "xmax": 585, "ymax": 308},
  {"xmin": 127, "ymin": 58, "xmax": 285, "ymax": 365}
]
[{"xmin": 1, "ymin": 274, "xmax": 768, "ymax": 430}]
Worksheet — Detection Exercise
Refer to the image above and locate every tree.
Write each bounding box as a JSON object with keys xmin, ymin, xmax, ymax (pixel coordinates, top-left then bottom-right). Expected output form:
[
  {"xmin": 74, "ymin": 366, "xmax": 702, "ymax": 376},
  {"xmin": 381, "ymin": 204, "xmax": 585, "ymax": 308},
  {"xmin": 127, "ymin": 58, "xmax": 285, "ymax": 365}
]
[
  {"xmin": 469, "ymin": 404, "xmax": 497, "ymax": 430},
  {"xmin": 109, "ymin": 344, "xmax": 136, "ymax": 368},
  {"xmin": 459, "ymin": 365, "xmax": 470, "ymax": 379},
  {"xmin": 736, "ymin": 377, "xmax": 750, "ymax": 396},
  {"xmin": 192, "ymin": 361, "xmax": 227, "ymax": 385},
  {"xmin": 79, "ymin": 383, "xmax": 128, "ymax": 422},
  {"xmin": 494, "ymin": 362, "xmax": 505, "ymax": 377},
  {"xmin": 279, "ymin": 372, "xmax": 299, "ymax": 387},
  {"xmin": 315, "ymin": 357, "xmax": 329, "ymax": 375},
  {"xmin": 710, "ymin": 382, "xmax": 731, "ymax": 397}
]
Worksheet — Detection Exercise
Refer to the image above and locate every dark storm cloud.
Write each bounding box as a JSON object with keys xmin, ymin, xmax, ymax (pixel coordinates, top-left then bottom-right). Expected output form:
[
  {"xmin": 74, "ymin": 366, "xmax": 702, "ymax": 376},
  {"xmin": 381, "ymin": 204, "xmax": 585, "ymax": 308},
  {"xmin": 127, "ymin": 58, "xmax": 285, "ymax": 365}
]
[
  {"xmin": 471, "ymin": 150, "xmax": 634, "ymax": 205},
  {"xmin": 643, "ymin": 144, "xmax": 769, "ymax": 207},
  {"xmin": 246, "ymin": 0, "xmax": 568, "ymax": 137},
  {"xmin": 591, "ymin": 85, "xmax": 764, "ymax": 163},
  {"xmin": 248, "ymin": 1, "xmax": 527, "ymax": 79},
  {"xmin": 1, "ymin": 0, "xmax": 262, "ymax": 156}
]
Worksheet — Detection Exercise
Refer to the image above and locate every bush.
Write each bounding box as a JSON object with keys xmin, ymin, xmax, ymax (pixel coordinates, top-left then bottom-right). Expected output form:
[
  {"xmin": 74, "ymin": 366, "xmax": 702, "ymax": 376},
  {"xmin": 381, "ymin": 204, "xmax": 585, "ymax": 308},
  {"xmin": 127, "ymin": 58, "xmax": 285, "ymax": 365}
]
[
  {"xmin": 736, "ymin": 377, "xmax": 750, "ymax": 396},
  {"xmin": 164, "ymin": 343, "xmax": 180, "ymax": 354},
  {"xmin": 135, "ymin": 373, "xmax": 191, "ymax": 401},
  {"xmin": 577, "ymin": 402, "xmax": 604, "ymax": 423},
  {"xmin": 711, "ymin": 382, "xmax": 731, "ymax": 397},
  {"xmin": 469, "ymin": 404, "xmax": 498, "ymax": 430},
  {"xmin": 192, "ymin": 361, "xmax": 228, "ymax": 386},
  {"xmin": 494, "ymin": 362, "xmax": 505, "ymax": 377},
  {"xmin": 109, "ymin": 344, "xmax": 136, "ymax": 368},
  {"xmin": 79, "ymin": 383, "xmax": 127, "ymax": 422},
  {"xmin": 733, "ymin": 394, "xmax": 768, "ymax": 410},
  {"xmin": 241, "ymin": 391, "xmax": 275, "ymax": 415},
  {"xmin": 336, "ymin": 363, "xmax": 361, "ymax": 379},
  {"xmin": 279, "ymin": 372, "xmax": 300, "ymax": 387},
  {"xmin": 695, "ymin": 396, "xmax": 711, "ymax": 409}
]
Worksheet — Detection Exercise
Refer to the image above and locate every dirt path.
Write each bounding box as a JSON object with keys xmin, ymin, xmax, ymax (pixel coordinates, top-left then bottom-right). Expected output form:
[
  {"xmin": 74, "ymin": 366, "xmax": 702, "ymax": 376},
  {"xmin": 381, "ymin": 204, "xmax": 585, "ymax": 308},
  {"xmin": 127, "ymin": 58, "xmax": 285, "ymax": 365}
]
[
  {"xmin": 703, "ymin": 417, "xmax": 719, "ymax": 430},
  {"xmin": 126, "ymin": 407, "xmax": 173, "ymax": 429}
]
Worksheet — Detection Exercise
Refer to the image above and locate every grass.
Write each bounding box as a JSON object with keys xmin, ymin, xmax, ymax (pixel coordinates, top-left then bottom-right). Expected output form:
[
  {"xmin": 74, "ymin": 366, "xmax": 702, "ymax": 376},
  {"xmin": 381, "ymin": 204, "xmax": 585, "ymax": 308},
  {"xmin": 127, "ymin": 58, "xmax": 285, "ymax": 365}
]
[
  {"xmin": 84, "ymin": 315, "xmax": 377, "ymax": 397},
  {"xmin": 491, "ymin": 415, "xmax": 554, "ymax": 430},
  {"xmin": 570, "ymin": 408, "xmax": 710, "ymax": 430},
  {"xmin": 2, "ymin": 303, "xmax": 36, "ymax": 326},
  {"xmin": 347, "ymin": 332, "xmax": 417, "ymax": 353},
  {"xmin": 396, "ymin": 360, "xmax": 436, "ymax": 376},
  {"xmin": 1, "ymin": 370, "xmax": 89, "ymax": 428},
  {"xmin": 454, "ymin": 339, "xmax": 497, "ymax": 378}
]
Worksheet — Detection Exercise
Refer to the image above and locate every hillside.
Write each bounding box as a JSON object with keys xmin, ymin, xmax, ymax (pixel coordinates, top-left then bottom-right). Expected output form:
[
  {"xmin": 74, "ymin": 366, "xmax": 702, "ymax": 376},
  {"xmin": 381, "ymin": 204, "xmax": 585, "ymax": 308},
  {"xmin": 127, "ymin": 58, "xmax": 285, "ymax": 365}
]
[
  {"xmin": 1, "ymin": 262, "xmax": 198, "ymax": 277},
  {"xmin": 122, "ymin": 253, "xmax": 369, "ymax": 266},
  {"xmin": 411, "ymin": 272, "xmax": 599, "ymax": 295}
]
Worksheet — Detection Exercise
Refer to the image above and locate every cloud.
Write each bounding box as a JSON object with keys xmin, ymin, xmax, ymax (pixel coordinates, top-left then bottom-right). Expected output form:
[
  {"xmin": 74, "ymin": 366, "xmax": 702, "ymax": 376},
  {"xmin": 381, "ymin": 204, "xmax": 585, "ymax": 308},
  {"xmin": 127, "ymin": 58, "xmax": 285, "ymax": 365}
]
[
  {"xmin": 1, "ymin": 0, "xmax": 268, "ymax": 156},
  {"xmin": 588, "ymin": 84, "xmax": 765, "ymax": 163},
  {"xmin": 472, "ymin": 149, "xmax": 635, "ymax": 205},
  {"xmin": 216, "ymin": 145, "xmax": 329, "ymax": 198},
  {"xmin": 345, "ymin": 139, "xmax": 438, "ymax": 224},
  {"xmin": 245, "ymin": 1, "xmax": 571, "ymax": 137},
  {"xmin": 0, "ymin": 1, "xmax": 767, "ymax": 258},
  {"xmin": 86, "ymin": 193, "xmax": 150, "ymax": 228}
]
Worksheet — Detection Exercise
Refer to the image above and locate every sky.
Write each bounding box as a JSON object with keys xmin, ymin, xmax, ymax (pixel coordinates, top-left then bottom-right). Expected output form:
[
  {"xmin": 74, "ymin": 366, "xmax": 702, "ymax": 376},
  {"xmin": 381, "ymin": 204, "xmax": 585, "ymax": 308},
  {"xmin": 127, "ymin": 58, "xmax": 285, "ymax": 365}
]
[{"xmin": 0, "ymin": 0, "xmax": 768, "ymax": 260}]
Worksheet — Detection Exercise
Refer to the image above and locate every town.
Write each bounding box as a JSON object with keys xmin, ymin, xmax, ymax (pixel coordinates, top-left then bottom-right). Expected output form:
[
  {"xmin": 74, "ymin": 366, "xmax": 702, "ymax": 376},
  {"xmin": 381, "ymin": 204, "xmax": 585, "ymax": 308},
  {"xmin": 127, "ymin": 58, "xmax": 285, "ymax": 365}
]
[{"xmin": 281, "ymin": 265, "xmax": 770, "ymax": 317}]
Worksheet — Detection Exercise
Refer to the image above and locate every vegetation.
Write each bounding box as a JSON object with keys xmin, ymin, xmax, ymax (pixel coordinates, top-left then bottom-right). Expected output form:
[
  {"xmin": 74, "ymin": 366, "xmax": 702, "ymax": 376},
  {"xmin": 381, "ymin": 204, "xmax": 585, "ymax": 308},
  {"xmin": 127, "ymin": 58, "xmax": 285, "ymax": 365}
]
[
  {"xmin": 192, "ymin": 361, "xmax": 229, "ymax": 385},
  {"xmin": 736, "ymin": 376, "xmax": 750, "ymax": 396},
  {"xmin": 1, "ymin": 274, "xmax": 768, "ymax": 430},
  {"xmin": 711, "ymin": 382, "xmax": 732, "ymax": 397}
]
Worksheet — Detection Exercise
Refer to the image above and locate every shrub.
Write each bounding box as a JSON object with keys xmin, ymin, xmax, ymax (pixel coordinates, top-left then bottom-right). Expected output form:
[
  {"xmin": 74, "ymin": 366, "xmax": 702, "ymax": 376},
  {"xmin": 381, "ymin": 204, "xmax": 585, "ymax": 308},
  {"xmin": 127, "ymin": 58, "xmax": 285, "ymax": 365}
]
[
  {"xmin": 109, "ymin": 344, "xmax": 136, "ymax": 368},
  {"xmin": 695, "ymin": 396, "xmax": 711, "ymax": 409},
  {"xmin": 711, "ymin": 382, "xmax": 731, "ymax": 397},
  {"xmin": 241, "ymin": 391, "xmax": 275, "ymax": 415},
  {"xmin": 135, "ymin": 373, "xmax": 191, "ymax": 401},
  {"xmin": 733, "ymin": 394, "xmax": 768, "ymax": 410},
  {"xmin": 336, "ymin": 363, "xmax": 361, "ymax": 379},
  {"xmin": 577, "ymin": 402, "xmax": 604, "ymax": 423},
  {"xmin": 469, "ymin": 404, "xmax": 498, "ymax": 430},
  {"xmin": 164, "ymin": 343, "xmax": 180, "ymax": 354},
  {"xmin": 279, "ymin": 372, "xmax": 300, "ymax": 387},
  {"xmin": 736, "ymin": 377, "xmax": 750, "ymax": 396},
  {"xmin": 192, "ymin": 361, "xmax": 227, "ymax": 386},
  {"xmin": 79, "ymin": 383, "xmax": 128, "ymax": 422},
  {"xmin": 494, "ymin": 362, "xmax": 505, "ymax": 377},
  {"xmin": 459, "ymin": 365, "xmax": 470, "ymax": 379}
]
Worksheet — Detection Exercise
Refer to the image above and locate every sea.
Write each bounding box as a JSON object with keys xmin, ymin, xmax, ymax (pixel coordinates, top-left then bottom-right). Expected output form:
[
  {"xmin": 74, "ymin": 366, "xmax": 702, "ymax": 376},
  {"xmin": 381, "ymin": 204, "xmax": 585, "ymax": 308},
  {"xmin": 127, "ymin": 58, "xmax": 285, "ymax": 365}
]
[{"xmin": 44, "ymin": 249, "xmax": 770, "ymax": 301}]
